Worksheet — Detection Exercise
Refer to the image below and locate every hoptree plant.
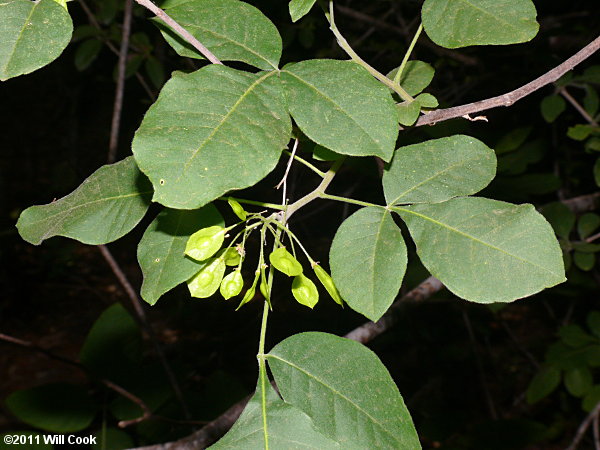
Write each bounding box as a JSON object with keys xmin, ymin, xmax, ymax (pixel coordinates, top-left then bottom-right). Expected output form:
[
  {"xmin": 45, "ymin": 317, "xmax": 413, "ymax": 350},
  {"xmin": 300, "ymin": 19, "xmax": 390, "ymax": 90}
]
[{"xmin": 7, "ymin": 0, "xmax": 597, "ymax": 446}]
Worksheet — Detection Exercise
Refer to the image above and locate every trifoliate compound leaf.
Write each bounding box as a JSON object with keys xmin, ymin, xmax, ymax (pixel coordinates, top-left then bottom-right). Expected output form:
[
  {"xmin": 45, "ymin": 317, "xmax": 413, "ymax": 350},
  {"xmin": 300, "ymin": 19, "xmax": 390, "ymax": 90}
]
[
  {"xmin": 270, "ymin": 247, "xmax": 303, "ymax": 276},
  {"xmin": 289, "ymin": 0, "xmax": 317, "ymax": 22},
  {"xmin": 397, "ymin": 197, "xmax": 566, "ymax": 303},
  {"xmin": 330, "ymin": 207, "xmax": 407, "ymax": 321},
  {"xmin": 292, "ymin": 274, "xmax": 319, "ymax": 308},
  {"xmin": 383, "ymin": 135, "xmax": 496, "ymax": 205},
  {"xmin": 137, "ymin": 205, "xmax": 224, "ymax": 305},
  {"xmin": 220, "ymin": 270, "xmax": 243, "ymax": 299},
  {"xmin": 157, "ymin": 0, "xmax": 281, "ymax": 70},
  {"xmin": 282, "ymin": 60, "xmax": 398, "ymax": 162},
  {"xmin": 185, "ymin": 225, "xmax": 226, "ymax": 261},
  {"xmin": 422, "ymin": 0, "xmax": 539, "ymax": 48},
  {"xmin": 133, "ymin": 65, "xmax": 291, "ymax": 209},
  {"xmin": 187, "ymin": 256, "xmax": 226, "ymax": 298},
  {"xmin": 267, "ymin": 332, "xmax": 420, "ymax": 449},
  {"xmin": 0, "ymin": 0, "xmax": 73, "ymax": 80},
  {"xmin": 17, "ymin": 157, "xmax": 152, "ymax": 245}
]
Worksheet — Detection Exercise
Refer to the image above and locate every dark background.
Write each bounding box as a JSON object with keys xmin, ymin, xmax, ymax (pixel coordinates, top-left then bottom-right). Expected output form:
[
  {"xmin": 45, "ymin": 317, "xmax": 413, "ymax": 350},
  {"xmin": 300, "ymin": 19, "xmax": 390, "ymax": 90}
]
[{"xmin": 1, "ymin": 0, "xmax": 600, "ymax": 448}]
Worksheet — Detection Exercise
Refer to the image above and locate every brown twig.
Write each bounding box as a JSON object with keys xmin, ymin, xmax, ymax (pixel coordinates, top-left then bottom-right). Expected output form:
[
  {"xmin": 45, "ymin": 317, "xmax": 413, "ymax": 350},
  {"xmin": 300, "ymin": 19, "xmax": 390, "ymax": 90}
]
[
  {"xmin": 560, "ymin": 86, "xmax": 600, "ymax": 127},
  {"xmin": 97, "ymin": 245, "xmax": 191, "ymax": 420},
  {"xmin": 567, "ymin": 401, "xmax": 600, "ymax": 450},
  {"xmin": 134, "ymin": 0, "xmax": 222, "ymax": 65},
  {"xmin": 107, "ymin": 0, "xmax": 133, "ymax": 163},
  {"xmin": 415, "ymin": 35, "xmax": 600, "ymax": 127},
  {"xmin": 563, "ymin": 192, "xmax": 600, "ymax": 213}
]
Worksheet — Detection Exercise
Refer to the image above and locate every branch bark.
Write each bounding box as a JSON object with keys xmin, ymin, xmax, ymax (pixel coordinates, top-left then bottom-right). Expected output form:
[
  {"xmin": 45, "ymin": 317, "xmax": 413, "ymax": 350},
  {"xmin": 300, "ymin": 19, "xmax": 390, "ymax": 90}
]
[{"xmin": 415, "ymin": 35, "xmax": 600, "ymax": 127}]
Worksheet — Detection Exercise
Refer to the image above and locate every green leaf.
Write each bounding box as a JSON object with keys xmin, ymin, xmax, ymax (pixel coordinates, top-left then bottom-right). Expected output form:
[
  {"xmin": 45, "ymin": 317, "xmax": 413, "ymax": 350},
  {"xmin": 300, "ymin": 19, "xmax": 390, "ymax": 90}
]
[
  {"xmin": 587, "ymin": 138, "xmax": 600, "ymax": 152},
  {"xmin": 578, "ymin": 213, "xmax": 600, "ymax": 239},
  {"xmin": 133, "ymin": 66, "xmax": 290, "ymax": 209},
  {"xmin": 0, "ymin": 0, "xmax": 73, "ymax": 80},
  {"xmin": 582, "ymin": 385, "xmax": 600, "ymax": 412},
  {"xmin": 396, "ymin": 100, "xmax": 421, "ymax": 126},
  {"xmin": 145, "ymin": 56, "xmax": 165, "ymax": 89},
  {"xmin": 17, "ymin": 157, "xmax": 152, "ymax": 245},
  {"xmin": 282, "ymin": 60, "xmax": 398, "ymax": 162},
  {"xmin": 330, "ymin": 207, "xmax": 407, "ymax": 321},
  {"xmin": 495, "ymin": 127, "xmax": 532, "ymax": 155},
  {"xmin": 267, "ymin": 332, "xmax": 421, "ymax": 449},
  {"xmin": 157, "ymin": 0, "xmax": 281, "ymax": 70},
  {"xmin": 185, "ymin": 225, "xmax": 226, "ymax": 261},
  {"xmin": 292, "ymin": 274, "xmax": 319, "ymax": 308},
  {"xmin": 526, "ymin": 366, "xmax": 561, "ymax": 404},
  {"xmin": 187, "ymin": 256, "xmax": 226, "ymax": 298},
  {"xmin": 540, "ymin": 95, "xmax": 566, "ymax": 123},
  {"xmin": 79, "ymin": 304, "xmax": 141, "ymax": 382},
  {"xmin": 595, "ymin": 159, "xmax": 600, "ymax": 187},
  {"xmin": 5, "ymin": 383, "xmax": 96, "ymax": 433},
  {"xmin": 396, "ymin": 197, "xmax": 566, "ymax": 303},
  {"xmin": 567, "ymin": 124, "xmax": 596, "ymax": 141},
  {"xmin": 565, "ymin": 367, "xmax": 593, "ymax": 397},
  {"xmin": 574, "ymin": 251, "xmax": 595, "ymax": 271},
  {"xmin": 415, "ymin": 93, "xmax": 438, "ymax": 108},
  {"xmin": 138, "ymin": 205, "xmax": 224, "ymax": 305},
  {"xmin": 558, "ymin": 324, "xmax": 596, "ymax": 348},
  {"xmin": 269, "ymin": 247, "xmax": 303, "ymax": 276},
  {"xmin": 289, "ymin": 0, "xmax": 317, "ymax": 22},
  {"xmin": 539, "ymin": 202, "xmax": 575, "ymax": 239},
  {"xmin": 584, "ymin": 86, "xmax": 599, "ymax": 117},
  {"xmin": 587, "ymin": 312, "xmax": 600, "ymax": 339},
  {"xmin": 387, "ymin": 61, "xmax": 435, "ymax": 96},
  {"xmin": 422, "ymin": 0, "xmax": 539, "ymax": 48},
  {"xmin": 383, "ymin": 135, "xmax": 496, "ymax": 205},
  {"xmin": 74, "ymin": 38, "xmax": 102, "ymax": 71},
  {"xmin": 210, "ymin": 383, "xmax": 340, "ymax": 449}
]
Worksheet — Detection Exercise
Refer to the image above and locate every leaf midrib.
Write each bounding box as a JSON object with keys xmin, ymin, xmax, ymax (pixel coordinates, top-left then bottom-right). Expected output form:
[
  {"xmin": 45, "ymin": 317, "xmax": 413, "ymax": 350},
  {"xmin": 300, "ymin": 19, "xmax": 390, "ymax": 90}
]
[
  {"xmin": 283, "ymin": 70, "xmax": 385, "ymax": 156},
  {"xmin": 1, "ymin": 0, "xmax": 36, "ymax": 75},
  {"xmin": 389, "ymin": 153, "xmax": 484, "ymax": 204},
  {"xmin": 178, "ymin": 70, "xmax": 277, "ymax": 179},
  {"xmin": 396, "ymin": 206, "xmax": 562, "ymax": 277},
  {"xmin": 266, "ymin": 354, "xmax": 403, "ymax": 446}
]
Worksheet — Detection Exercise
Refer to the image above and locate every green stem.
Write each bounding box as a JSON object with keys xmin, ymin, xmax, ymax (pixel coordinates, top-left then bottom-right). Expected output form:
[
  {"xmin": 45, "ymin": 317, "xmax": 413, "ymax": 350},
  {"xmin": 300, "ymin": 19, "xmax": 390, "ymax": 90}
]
[
  {"xmin": 393, "ymin": 23, "xmax": 423, "ymax": 85},
  {"xmin": 219, "ymin": 196, "xmax": 285, "ymax": 211},
  {"xmin": 283, "ymin": 150, "xmax": 326, "ymax": 177},
  {"xmin": 319, "ymin": 193, "xmax": 385, "ymax": 209},
  {"xmin": 257, "ymin": 299, "xmax": 270, "ymax": 450},
  {"xmin": 326, "ymin": 2, "xmax": 413, "ymax": 102},
  {"xmin": 286, "ymin": 158, "xmax": 345, "ymax": 218}
]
